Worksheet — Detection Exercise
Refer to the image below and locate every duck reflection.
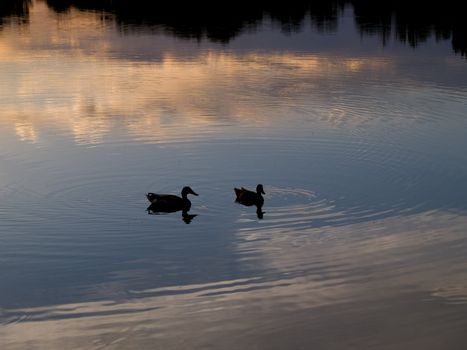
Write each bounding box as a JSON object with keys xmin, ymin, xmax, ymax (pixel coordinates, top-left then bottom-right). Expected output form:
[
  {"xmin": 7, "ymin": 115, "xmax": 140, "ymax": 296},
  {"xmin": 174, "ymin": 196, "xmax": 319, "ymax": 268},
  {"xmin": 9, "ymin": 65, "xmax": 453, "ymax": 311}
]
[
  {"xmin": 181, "ymin": 210, "xmax": 197, "ymax": 224},
  {"xmin": 234, "ymin": 184, "xmax": 265, "ymax": 219},
  {"xmin": 146, "ymin": 186, "xmax": 198, "ymax": 224}
]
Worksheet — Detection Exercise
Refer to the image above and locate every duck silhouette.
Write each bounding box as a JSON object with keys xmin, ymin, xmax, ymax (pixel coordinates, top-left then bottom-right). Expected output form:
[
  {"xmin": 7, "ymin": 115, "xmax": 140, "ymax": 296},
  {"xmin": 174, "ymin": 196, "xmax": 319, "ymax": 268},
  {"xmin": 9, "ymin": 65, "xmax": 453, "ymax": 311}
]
[
  {"xmin": 146, "ymin": 186, "xmax": 198, "ymax": 213},
  {"xmin": 234, "ymin": 184, "xmax": 265, "ymax": 206},
  {"xmin": 234, "ymin": 184, "xmax": 265, "ymax": 219}
]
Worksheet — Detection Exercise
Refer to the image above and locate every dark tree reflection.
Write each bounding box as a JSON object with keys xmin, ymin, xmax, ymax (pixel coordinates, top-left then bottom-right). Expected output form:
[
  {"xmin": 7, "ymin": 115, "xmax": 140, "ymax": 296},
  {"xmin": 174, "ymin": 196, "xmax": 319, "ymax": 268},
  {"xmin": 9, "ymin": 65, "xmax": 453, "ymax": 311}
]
[
  {"xmin": 0, "ymin": 0, "xmax": 30, "ymax": 25},
  {"xmin": 351, "ymin": 0, "xmax": 466, "ymax": 50},
  {"xmin": 1, "ymin": 0, "xmax": 467, "ymax": 56}
]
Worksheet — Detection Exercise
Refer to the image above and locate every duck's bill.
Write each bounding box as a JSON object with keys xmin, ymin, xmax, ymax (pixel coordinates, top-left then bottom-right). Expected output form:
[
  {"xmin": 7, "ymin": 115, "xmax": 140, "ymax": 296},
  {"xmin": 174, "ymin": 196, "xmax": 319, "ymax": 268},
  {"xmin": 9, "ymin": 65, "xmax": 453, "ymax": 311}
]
[{"xmin": 191, "ymin": 190, "xmax": 199, "ymax": 196}]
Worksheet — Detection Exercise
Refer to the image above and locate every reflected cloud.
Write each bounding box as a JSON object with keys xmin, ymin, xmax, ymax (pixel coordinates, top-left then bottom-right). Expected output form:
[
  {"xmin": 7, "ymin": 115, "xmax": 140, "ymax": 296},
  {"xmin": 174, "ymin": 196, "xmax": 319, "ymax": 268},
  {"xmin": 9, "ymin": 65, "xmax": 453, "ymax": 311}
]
[
  {"xmin": 2, "ymin": 2, "xmax": 465, "ymax": 148},
  {"xmin": 234, "ymin": 210, "xmax": 467, "ymax": 294},
  {"xmin": 0, "ymin": 4, "xmax": 399, "ymax": 146},
  {"xmin": 0, "ymin": 2, "xmax": 113, "ymax": 55},
  {"xmin": 2, "ymin": 211, "xmax": 467, "ymax": 349},
  {"xmin": 14, "ymin": 122, "xmax": 38, "ymax": 143},
  {"xmin": 1, "ymin": 44, "xmax": 462, "ymax": 149}
]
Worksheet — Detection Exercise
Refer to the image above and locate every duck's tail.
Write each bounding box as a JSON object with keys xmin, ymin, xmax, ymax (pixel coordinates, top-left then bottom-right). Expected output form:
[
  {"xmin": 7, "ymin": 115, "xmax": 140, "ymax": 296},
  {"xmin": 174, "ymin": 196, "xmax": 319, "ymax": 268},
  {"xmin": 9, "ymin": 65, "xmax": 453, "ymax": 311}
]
[
  {"xmin": 234, "ymin": 188, "xmax": 242, "ymax": 196},
  {"xmin": 146, "ymin": 192, "xmax": 158, "ymax": 203}
]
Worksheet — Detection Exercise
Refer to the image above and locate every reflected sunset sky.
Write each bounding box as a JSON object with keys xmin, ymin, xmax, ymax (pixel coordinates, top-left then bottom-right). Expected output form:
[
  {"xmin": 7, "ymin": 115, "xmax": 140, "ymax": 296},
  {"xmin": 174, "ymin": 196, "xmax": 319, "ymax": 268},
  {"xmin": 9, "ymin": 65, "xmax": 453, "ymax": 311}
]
[{"xmin": 1, "ymin": 1, "xmax": 466, "ymax": 147}]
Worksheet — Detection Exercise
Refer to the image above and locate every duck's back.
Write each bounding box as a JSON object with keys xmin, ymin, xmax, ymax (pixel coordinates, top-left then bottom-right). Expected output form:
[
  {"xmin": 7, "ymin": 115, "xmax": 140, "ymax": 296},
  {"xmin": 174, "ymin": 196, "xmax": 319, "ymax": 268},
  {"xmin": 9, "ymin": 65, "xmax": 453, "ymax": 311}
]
[
  {"xmin": 234, "ymin": 187, "xmax": 262, "ymax": 206},
  {"xmin": 234, "ymin": 187, "xmax": 246, "ymax": 198},
  {"xmin": 147, "ymin": 192, "xmax": 180, "ymax": 202},
  {"xmin": 146, "ymin": 193, "xmax": 189, "ymax": 212}
]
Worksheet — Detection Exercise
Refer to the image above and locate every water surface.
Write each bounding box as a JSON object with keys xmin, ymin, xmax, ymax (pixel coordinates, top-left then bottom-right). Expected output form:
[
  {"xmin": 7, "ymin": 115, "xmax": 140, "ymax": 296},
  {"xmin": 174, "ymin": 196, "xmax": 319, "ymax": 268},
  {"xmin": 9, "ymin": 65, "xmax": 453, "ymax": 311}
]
[{"xmin": 1, "ymin": 1, "xmax": 467, "ymax": 349}]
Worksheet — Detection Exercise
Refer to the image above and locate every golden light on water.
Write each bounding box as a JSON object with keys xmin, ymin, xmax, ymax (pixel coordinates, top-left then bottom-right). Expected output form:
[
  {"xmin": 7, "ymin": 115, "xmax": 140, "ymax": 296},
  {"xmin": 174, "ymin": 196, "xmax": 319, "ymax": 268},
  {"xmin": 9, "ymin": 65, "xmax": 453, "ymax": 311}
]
[
  {"xmin": 14, "ymin": 122, "xmax": 38, "ymax": 143},
  {"xmin": 0, "ymin": 1, "xmax": 400, "ymax": 146}
]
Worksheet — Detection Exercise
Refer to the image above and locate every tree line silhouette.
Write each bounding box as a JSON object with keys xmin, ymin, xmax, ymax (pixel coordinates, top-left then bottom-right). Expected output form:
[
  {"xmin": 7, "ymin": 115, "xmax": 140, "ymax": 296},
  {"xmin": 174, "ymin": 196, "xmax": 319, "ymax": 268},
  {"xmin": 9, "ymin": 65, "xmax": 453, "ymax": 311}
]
[
  {"xmin": 1, "ymin": 0, "xmax": 466, "ymax": 55},
  {"xmin": 0, "ymin": 0, "xmax": 30, "ymax": 25}
]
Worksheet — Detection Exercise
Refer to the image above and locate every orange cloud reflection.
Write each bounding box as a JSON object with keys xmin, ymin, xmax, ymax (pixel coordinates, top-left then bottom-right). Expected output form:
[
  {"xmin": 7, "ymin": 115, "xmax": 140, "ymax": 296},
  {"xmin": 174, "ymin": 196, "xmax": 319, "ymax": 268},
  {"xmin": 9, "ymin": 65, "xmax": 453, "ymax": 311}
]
[{"xmin": 0, "ymin": 2, "xmax": 399, "ymax": 146}]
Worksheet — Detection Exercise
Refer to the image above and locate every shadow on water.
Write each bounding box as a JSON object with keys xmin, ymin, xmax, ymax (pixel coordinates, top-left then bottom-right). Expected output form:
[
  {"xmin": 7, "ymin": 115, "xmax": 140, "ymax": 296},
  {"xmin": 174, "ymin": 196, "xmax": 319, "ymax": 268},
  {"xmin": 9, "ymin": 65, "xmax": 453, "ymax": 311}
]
[{"xmin": 5, "ymin": 0, "xmax": 458, "ymax": 56}]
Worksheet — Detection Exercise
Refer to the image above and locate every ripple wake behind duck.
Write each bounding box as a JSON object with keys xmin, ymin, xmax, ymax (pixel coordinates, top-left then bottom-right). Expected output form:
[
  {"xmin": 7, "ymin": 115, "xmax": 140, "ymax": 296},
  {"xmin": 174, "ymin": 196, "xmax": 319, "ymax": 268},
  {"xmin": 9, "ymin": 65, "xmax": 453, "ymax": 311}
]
[{"xmin": 237, "ymin": 186, "xmax": 421, "ymax": 233}]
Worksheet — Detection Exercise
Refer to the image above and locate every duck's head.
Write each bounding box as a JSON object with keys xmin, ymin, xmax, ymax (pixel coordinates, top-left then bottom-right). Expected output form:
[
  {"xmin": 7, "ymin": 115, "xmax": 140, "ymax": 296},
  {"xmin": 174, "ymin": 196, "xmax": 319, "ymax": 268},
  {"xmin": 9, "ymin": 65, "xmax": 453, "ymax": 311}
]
[
  {"xmin": 256, "ymin": 184, "xmax": 265, "ymax": 195},
  {"xmin": 181, "ymin": 186, "xmax": 198, "ymax": 198}
]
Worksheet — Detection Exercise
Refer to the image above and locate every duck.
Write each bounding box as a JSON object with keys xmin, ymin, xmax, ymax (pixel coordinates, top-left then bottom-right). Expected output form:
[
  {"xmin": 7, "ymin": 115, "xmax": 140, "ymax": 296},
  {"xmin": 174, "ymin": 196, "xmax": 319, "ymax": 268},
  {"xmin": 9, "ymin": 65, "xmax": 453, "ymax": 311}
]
[
  {"xmin": 234, "ymin": 184, "xmax": 265, "ymax": 207},
  {"xmin": 146, "ymin": 186, "xmax": 198, "ymax": 213}
]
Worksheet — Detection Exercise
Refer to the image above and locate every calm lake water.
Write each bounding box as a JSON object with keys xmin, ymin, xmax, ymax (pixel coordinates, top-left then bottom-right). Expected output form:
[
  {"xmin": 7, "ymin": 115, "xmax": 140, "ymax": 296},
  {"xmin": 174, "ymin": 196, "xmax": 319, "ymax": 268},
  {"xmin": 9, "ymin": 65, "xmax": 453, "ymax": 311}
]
[{"xmin": 1, "ymin": 1, "xmax": 467, "ymax": 349}]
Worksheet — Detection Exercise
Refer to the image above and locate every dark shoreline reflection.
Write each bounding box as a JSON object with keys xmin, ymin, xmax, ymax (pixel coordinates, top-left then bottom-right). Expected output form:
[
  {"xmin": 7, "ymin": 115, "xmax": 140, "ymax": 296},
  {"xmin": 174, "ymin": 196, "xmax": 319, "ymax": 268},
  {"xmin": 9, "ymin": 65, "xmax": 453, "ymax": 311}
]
[
  {"xmin": 1, "ymin": 1, "xmax": 466, "ymax": 56},
  {"xmin": 0, "ymin": 0, "xmax": 30, "ymax": 25}
]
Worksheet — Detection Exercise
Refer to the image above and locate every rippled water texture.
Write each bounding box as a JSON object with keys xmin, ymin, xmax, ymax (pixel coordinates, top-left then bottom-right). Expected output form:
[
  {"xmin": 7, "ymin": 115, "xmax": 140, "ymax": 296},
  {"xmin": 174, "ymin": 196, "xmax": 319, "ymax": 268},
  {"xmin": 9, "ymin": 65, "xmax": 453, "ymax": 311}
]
[{"xmin": 1, "ymin": 1, "xmax": 467, "ymax": 349}]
